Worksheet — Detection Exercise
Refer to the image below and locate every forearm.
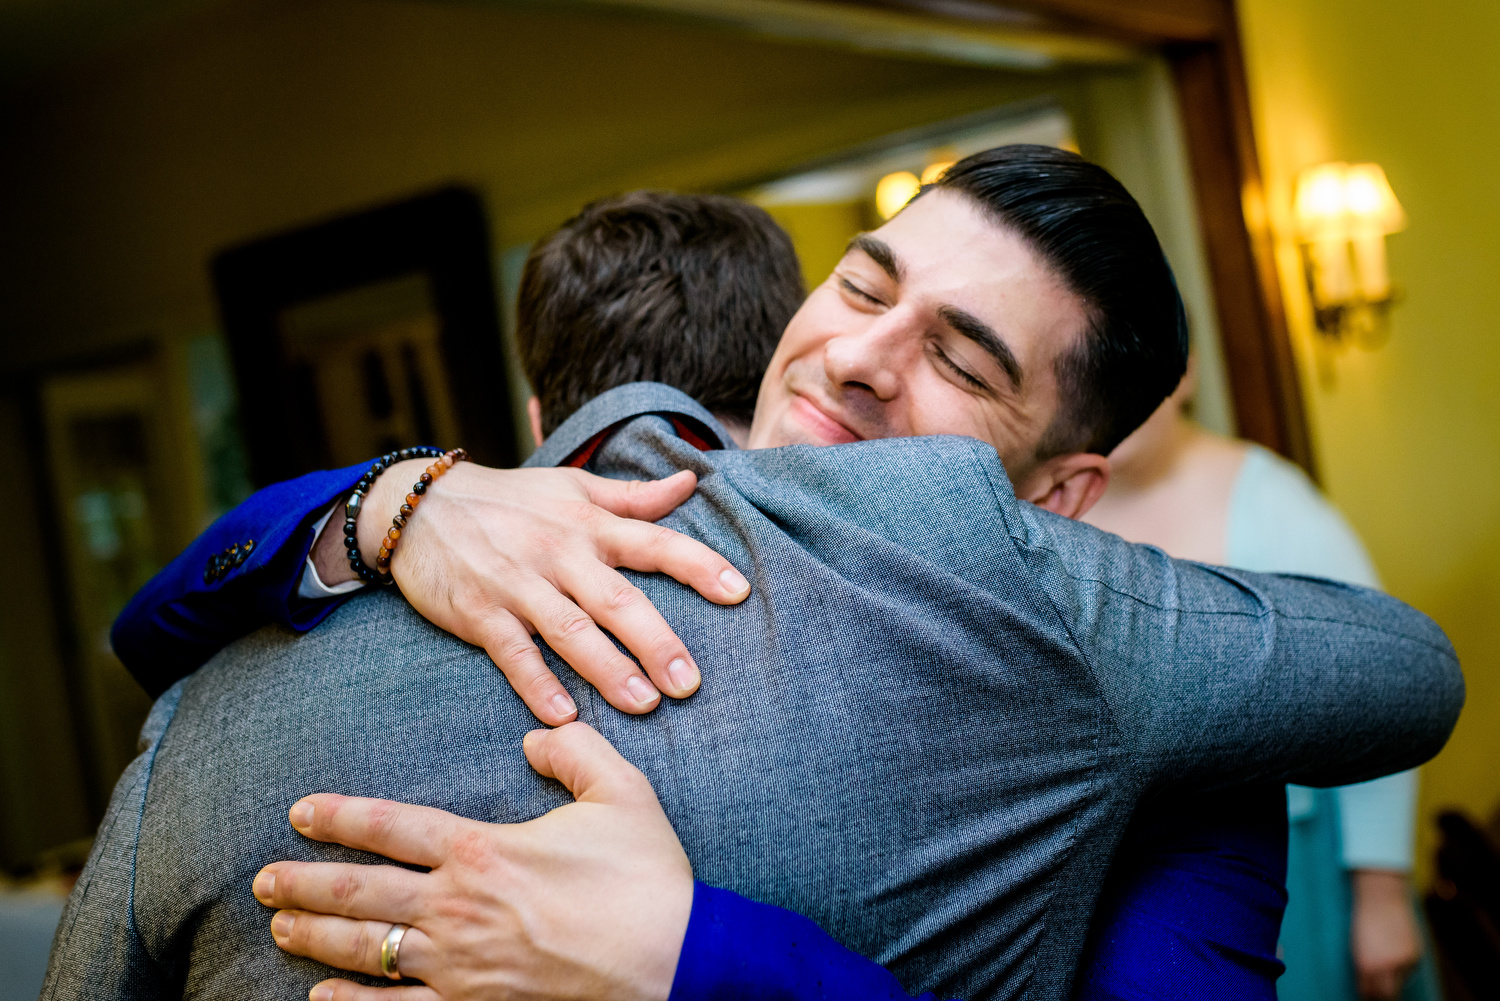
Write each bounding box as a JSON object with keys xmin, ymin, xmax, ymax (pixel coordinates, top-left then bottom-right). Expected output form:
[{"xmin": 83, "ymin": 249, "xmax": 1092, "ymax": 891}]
[
  {"xmin": 1022, "ymin": 507, "xmax": 1464, "ymax": 791},
  {"xmin": 670, "ymin": 882, "xmax": 947, "ymax": 1001}
]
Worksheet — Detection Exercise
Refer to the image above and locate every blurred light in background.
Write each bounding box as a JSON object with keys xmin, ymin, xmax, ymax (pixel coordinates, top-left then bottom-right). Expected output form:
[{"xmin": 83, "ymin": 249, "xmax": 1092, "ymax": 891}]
[
  {"xmin": 1293, "ymin": 161, "xmax": 1406, "ymax": 346},
  {"xmin": 749, "ymin": 104, "xmax": 1077, "ymax": 283},
  {"xmin": 875, "ymin": 170, "xmax": 921, "ymax": 219},
  {"xmin": 920, "ymin": 160, "xmax": 955, "ymax": 185}
]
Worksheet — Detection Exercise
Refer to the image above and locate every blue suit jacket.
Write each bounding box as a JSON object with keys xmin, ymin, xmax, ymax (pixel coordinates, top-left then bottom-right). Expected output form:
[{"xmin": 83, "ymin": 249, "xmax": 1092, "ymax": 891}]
[{"xmin": 112, "ymin": 461, "xmax": 369, "ymax": 698}]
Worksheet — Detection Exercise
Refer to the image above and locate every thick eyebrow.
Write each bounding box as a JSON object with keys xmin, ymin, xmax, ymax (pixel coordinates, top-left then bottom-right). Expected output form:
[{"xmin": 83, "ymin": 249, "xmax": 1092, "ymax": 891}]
[
  {"xmin": 938, "ymin": 304, "xmax": 1023, "ymax": 391},
  {"xmin": 849, "ymin": 234, "xmax": 903, "ymax": 283}
]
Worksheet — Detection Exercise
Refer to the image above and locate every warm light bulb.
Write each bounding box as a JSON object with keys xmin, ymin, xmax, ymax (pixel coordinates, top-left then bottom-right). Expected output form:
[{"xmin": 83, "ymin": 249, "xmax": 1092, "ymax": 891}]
[
  {"xmin": 875, "ymin": 171, "xmax": 921, "ymax": 220},
  {"xmin": 920, "ymin": 161, "xmax": 955, "ymax": 185},
  {"xmin": 1294, "ymin": 162, "xmax": 1349, "ymax": 238},
  {"xmin": 1343, "ymin": 163, "xmax": 1406, "ymax": 234}
]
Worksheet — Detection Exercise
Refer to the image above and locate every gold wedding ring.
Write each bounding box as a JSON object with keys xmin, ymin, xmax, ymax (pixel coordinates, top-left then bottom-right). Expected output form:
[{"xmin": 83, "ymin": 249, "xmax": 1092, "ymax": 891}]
[{"xmin": 379, "ymin": 922, "xmax": 409, "ymax": 980}]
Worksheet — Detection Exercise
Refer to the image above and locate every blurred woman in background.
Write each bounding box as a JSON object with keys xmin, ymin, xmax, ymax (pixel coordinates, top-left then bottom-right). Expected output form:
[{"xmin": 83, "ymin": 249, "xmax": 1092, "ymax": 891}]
[{"xmin": 1083, "ymin": 361, "xmax": 1440, "ymax": 1001}]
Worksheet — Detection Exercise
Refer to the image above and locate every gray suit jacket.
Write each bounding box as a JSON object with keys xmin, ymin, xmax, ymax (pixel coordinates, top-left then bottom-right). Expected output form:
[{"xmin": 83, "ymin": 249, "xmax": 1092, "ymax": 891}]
[{"xmin": 44, "ymin": 383, "xmax": 1462, "ymax": 1001}]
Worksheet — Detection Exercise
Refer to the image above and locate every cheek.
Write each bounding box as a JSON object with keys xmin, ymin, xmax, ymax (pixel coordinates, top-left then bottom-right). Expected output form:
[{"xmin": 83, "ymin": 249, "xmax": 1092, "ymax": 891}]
[
  {"xmin": 766, "ymin": 295, "xmax": 839, "ymax": 373},
  {"xmin": 901, "ymin": 370, "xmax": 991, "ymax": 439}
]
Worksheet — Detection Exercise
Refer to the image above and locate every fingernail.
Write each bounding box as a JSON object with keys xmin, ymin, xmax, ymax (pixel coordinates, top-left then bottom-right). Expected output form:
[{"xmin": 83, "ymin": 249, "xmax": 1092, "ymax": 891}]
[
  {"xmin": 271, "ymin": 910, "xmax": 295, "ymax": 943},
  {"xmin": 289, "ymin": 800, "xmax": 313, "ymax": 831},
  {"xmin": 310, "ymin": 987, "xmax": 333, "ymax": 1001},
  {"xmin": 625, "ymin": 675, "xmax": 658, "ymax": 705},
  {"xmin": 253, "ymin": 870, "xmax": 275, "ymax": 903},
  {"xmin": 719, "ymin": 568, "xmax": 749, "ymax": 595},
  {"xmin": 666, "ymin": 658, "xmax": 699, "ymax": 693},
  {"xmin": 550, "ymin": 691, "xmax": 577, "ymax": 718}
]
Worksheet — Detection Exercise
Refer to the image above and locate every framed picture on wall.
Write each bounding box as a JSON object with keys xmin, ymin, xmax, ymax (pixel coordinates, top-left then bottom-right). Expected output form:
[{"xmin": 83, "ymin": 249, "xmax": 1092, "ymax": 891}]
[{"xmin": 212, "ymin": 186, "xmax": 516, "ymax": 486}]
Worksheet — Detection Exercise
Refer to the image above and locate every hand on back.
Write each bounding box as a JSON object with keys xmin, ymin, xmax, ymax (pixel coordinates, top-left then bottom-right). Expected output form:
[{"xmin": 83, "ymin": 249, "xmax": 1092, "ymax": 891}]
[
  {"xmin": 253, "ymin": 723, "xmax": 693, "ymax": 1001},
  {"xmin": 317, "ymin": 459, "xmax": 750, "ymax": 725}
]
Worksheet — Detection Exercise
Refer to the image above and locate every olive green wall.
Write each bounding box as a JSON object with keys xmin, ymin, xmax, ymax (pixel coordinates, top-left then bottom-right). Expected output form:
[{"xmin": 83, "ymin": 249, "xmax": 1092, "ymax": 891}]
[{"xmin": 1237, "ymin": 0, "xmax": 1500, "ymax": 880}]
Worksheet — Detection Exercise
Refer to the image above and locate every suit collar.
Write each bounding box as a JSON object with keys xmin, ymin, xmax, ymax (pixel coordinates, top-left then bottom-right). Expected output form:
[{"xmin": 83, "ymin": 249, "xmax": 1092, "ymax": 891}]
[{"xmin": 524, "ymin": 382, "xmax": 734, "ymax": 469}]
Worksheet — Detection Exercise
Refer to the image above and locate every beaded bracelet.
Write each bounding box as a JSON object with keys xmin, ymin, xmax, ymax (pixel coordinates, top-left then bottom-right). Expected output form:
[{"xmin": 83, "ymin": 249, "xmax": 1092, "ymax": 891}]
[
  {"xmin": 374, "ymin": 447, "xmax": 468, "ymax": 577},
  {"xmin": 343, "ymin": 447, "xmax": 466, "ymax": 586}
]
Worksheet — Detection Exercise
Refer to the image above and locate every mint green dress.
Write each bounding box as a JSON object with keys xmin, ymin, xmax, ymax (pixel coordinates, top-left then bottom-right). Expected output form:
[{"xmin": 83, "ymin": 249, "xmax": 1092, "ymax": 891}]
[{"xmin": 1226, "ymin": 446, "xmax": 1440, "ymax": 1001}]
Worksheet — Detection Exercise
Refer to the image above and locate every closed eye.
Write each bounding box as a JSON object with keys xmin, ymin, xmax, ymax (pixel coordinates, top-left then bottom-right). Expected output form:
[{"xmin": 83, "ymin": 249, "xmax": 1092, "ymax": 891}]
[
  {"xmin": 932, "ymin": 344, "xmax": 989, "ymax": 392},
  {"xmin": 840, "ymin": 277, "xmax": 885, "ymax": 306}
]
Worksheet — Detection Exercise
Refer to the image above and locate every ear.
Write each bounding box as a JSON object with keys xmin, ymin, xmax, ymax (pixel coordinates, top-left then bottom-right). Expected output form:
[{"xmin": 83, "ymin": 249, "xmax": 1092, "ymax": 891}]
[
  {"xmin": 527, "ymin": 396, "xmax": 545, "ymax": 448},
  {"xmin": 1014, "ymin": 452, "xmax": 1111, "ymax": 521}
]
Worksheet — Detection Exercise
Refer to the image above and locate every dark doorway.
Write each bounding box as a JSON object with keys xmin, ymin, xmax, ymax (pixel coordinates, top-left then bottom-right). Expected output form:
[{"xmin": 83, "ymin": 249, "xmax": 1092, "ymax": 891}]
[{"xmin": 212, "ymin": 186, "xmax": 517, "ymax": 486}]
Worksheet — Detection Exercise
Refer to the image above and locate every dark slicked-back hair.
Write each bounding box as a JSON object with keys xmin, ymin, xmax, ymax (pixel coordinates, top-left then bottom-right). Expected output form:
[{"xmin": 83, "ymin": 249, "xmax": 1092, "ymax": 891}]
[
  {"xmin": 517, "ymin": 191, "xmax": 805, "ymax": 436},
  {"xmin": 928, "ymin": 144, "xmax": 1189, "ymax": 458}
]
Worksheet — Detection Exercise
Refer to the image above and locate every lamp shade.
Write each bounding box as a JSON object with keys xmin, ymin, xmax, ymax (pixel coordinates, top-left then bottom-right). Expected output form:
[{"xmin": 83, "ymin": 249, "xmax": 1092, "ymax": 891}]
[
  {"xmin": 1344, "ymin": 163, "xmax": 1406, "ymax": 234},
  {"xmin": 1293, "ymin": 161, "xmax": 1406, "ymax": 239}
]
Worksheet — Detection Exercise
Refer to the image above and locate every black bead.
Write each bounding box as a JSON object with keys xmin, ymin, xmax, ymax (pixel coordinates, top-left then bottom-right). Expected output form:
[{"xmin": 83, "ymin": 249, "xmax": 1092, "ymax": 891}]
[
  {"xmin": 347, "ymin": 547, "xmax": 362, "ymax": 560},
  {"xmin": 412, "ymin": 481, "xmax": 427, "ymax": 495},
  {"xmin": 344, "ymin": 534, "xmax": 358, "ymax": 548}
]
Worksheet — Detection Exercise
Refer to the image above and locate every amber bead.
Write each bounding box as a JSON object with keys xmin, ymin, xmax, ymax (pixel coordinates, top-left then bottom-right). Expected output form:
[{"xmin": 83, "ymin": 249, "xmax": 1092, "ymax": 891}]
[
  {"xmin": 406, "ymin": 493, "xmax": 419, "ymax": 507},
  {"xmin": 387, "ymin": 527, "xmax": 401, "ymax": 542}
]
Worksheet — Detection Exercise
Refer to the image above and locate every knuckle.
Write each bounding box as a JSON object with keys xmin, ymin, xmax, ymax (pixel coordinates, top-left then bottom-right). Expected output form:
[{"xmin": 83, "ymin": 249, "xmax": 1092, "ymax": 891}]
[
  {"xmin": 329, "ymin": 869, "xmax": 366, "ymax": 906},
  {"xmin": 553, "ymin": 610, "xmax": 596, "ymax": 640},
  {"xmin": 570, "ymin": 502, "xmax": 604, "ymax": 528},
  {"xmin": 366, "ymin": 801, "xmax": 403, "ymax": 841},
  {"xmin": 494, "ymin": 634, "xmax": 542, "ymax": 667},
  {"xmin": 601, "ymin": 580, "xmax": 644, "ymax": 613},
  {"xmin": 351, "ymin": 922, "xmax": 382, "ymax": 964},
  {"xmin": 447, "ymin": 828, "xmax": 494, "ymax": 869},
  {"xmin": 649, "ymin": 524, "xmax": 683, "ymax": 552}
]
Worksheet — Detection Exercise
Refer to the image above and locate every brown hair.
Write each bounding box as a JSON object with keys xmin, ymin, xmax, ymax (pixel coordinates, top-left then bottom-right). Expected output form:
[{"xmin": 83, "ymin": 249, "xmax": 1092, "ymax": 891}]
[{"xmin": 517, "ymin": 191, "xmax": 805, "ymax": 436}]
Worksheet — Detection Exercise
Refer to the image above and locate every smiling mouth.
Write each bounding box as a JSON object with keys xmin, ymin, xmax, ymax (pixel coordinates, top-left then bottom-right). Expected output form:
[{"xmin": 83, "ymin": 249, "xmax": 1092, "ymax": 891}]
[{"xmin": 789, "ymin": 393, "xmax": 864, "ymax": 445}]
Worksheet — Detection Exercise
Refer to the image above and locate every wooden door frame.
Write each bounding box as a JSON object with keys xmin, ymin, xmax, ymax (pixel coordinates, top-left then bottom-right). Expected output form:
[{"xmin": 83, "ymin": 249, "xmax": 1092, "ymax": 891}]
[{"xmin": 849, "ymin": 0, "xmax": 1313, "ymax": 473}]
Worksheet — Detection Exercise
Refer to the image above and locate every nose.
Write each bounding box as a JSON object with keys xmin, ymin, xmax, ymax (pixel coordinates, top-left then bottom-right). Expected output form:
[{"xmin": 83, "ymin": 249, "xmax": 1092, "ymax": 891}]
[{"xmin": 822, "ymin": 310, "xmax": 914, "ymax": 401}]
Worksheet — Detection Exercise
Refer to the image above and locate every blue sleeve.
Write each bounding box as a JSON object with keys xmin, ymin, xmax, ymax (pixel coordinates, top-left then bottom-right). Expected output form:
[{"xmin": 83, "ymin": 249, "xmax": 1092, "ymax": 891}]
[
  {"xmin": 111, "ymin": 462, "xmax": 369, "ymax": 698},
  {"xmin": 1073, "ymin": 786, "xmax": 1289, "ymax": 1001},
  {"xmin": 669, "ymin": 882, "xmax": 946, "ymax": 1001}
]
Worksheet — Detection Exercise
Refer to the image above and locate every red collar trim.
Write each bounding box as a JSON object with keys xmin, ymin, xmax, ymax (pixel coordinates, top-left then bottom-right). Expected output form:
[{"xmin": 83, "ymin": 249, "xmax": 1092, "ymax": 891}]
[{"xmin": 564, "ymin": 415, "xmax": 719, "ymax": 468}]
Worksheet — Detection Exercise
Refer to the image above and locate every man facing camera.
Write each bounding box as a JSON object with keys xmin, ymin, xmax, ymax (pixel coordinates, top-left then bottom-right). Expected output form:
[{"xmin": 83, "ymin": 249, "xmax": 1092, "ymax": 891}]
[{"xmin": 50, "ymin": 151, "xmax": 1463, "ymax": 1001}]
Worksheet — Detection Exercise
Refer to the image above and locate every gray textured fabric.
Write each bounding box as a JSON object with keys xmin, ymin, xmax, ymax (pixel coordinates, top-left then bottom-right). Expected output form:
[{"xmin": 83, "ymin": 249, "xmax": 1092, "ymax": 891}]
[{"xmin": 44, "ymin": 383, "xmax": 1462, "ymax": 1001}]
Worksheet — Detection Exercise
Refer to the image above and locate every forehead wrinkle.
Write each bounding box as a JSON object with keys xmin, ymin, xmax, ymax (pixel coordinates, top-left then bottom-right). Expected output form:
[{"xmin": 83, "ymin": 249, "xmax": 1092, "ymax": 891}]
[
  {"xmin": 849, "ymin": 234, "xmax": 903, "ymax": 283},
  {"xmin": 937, "ymin": 304, "xmax": 1024, "ymax": 392}
]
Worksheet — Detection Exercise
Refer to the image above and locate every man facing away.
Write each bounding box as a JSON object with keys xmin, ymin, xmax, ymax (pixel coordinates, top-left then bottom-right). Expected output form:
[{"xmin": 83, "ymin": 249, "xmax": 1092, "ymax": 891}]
[{"xmin": 48, "ymin": 148, "xmax": 1463, "ymax": 1001}]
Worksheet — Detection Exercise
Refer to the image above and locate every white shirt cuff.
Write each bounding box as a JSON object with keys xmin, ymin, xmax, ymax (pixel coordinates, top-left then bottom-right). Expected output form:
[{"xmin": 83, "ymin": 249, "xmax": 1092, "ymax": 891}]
[{"xmin": 297, "ymin": 502, "xmax": 369, "ymax": 600}]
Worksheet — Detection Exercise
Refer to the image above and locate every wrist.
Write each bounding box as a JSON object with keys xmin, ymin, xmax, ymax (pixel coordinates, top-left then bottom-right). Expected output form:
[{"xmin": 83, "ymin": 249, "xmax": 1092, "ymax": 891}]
[
  {"xmin": 359, "ymin": 458, "xmax": 429, "ymax": 565},
  {"xmin": 1352, "ymin": 868, "xmax": 1409, "ymax": 902}
]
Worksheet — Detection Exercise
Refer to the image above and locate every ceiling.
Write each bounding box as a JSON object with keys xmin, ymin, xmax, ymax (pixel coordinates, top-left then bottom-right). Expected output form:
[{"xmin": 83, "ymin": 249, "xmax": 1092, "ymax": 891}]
[
  {"xmin": 0, "ymin": 0, "xmax": 227, "ymax": 90},
  {"xmin": 0, "ymin": 0, "xmax": 1136, "ymax": 94}
]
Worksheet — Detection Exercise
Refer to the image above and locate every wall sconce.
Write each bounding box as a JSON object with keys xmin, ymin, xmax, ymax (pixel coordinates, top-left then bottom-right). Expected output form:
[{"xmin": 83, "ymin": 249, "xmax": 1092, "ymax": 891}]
[{"xmin": 1293, "ymin": 162, "xmax": 1406, "ymax": 345}]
